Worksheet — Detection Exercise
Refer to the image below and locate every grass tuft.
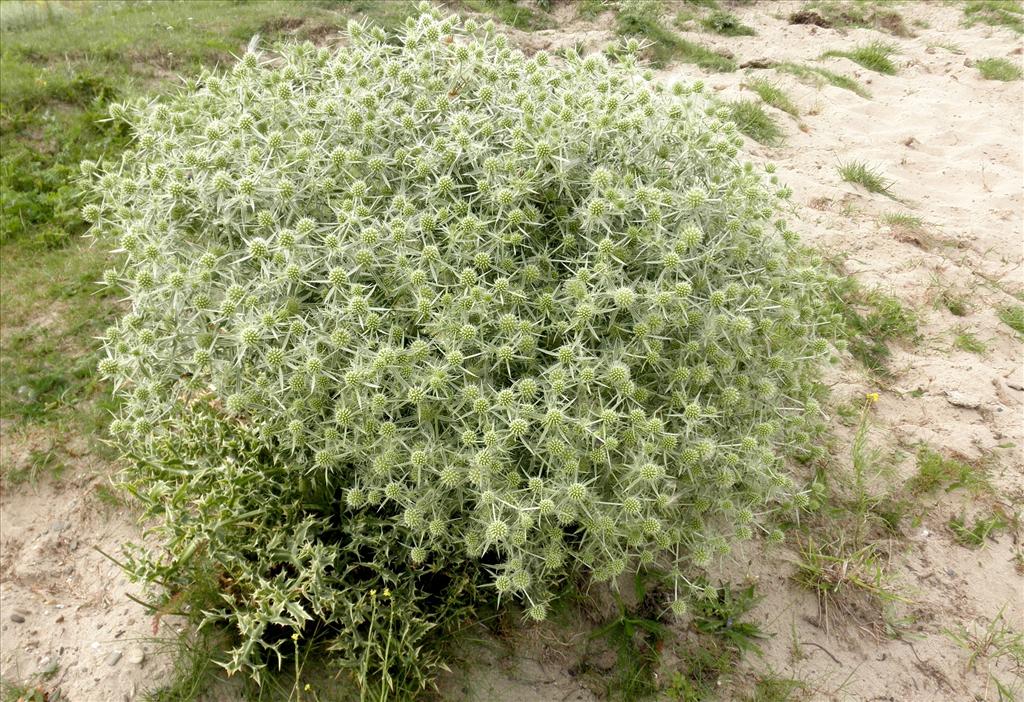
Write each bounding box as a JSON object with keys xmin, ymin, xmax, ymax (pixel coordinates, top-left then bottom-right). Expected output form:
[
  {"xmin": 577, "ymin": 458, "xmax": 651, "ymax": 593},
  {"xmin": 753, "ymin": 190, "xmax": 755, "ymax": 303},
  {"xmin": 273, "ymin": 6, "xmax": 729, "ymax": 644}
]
[
  {"xmin": 823, "ymin": 41, "xmax": 899, "ymax": 74},
  {"xmin": 796, "ymin": 0, "xmax": 912, "ymax": 36},
  {"xmin": 963, "ymin": 0, "xmax": 1024, "ymax": 34},
  {"xmin": 838, "ymin": 161, "xmax": 895, "ymax": 197},
  {"xmin": 907, "ymin": 446, "xmax": 991, "ymax": 496},
  {"xmin": 618, "ymin": 6, "xmax": 736, "ymax": 70},
  {"xmin": 702, "ymin": 10, "xmax": 755, "ymax": 36},
  {"xmin": 775, "ymin": 62, "xmax": 871, "ymax": 98},
  {"xmin": 952, "ymin": 327, "xmax": 987, "ymax": 355},
  {"xmin": 976, "ymin": 57, "xmax": 1023, "ymax": 81},
  {"xmin": 745, "ymin": 77, "xmax": 799, "ymax": 116},
  {"xmin": 948, "ymin": 511, "xmax": 1009, "ymax": 548},
  {"xmin": 727, "ymin": 100, "xmax": 785, "ymax": 145},
  {"xmin": 998, "ymin": 304, "xmax": 1024, "ymax": 338}
]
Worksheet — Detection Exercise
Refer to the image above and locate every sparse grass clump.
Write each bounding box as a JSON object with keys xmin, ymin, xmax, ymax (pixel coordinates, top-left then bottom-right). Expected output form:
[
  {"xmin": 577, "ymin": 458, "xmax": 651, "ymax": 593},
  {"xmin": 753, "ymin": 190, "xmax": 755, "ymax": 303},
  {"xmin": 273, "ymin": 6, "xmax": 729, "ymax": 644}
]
[
  {"xmin": 776, "ymin": 62, "xmax": 871, "ymax": 98},
  {"xmin": 908, "ymin": 447, "xmax": 991, "ymax": 496},
  {"xmin": 89, "ymin": 5, "xmax": 837, "ymax": 690},
  {"xmin": 823, "ymin": 41, "xmax": 899, "ymax": 75},
  {"xmin": 796, "ymin": 1, "xmax": 912, "ymax": 36},
  {"xmin": 952, "ymin": 327, "xmax": 987, "ymax": 355},
  {"xmin": 998, "ymin": 304, "xmax": 1024, "ymax": 338},
  {"xmin": 838, "ymin": 161, "xmax": 895, "ymax": 197},
  {"xmin": 618, "ymin": 1, "xmax": 736, "ymax": 70},
  {"xmin": 963, "ymin": 0, "xmax": 1024, "ymax": 34},
  {"xmin": 745, "ymin": 77, "xmax": 799, "ymax": 116},
  {"xmin": 702, "ymin": 10, "xmax": 755, "ymax": 36},
  {"xmin": 976, "ymin": 57, "xmax": 1023, "ymax": 81},
  {"xmin": 948, "ymin": 510, "xmax": 1009, "ymax": 547},
  {"xmin": 829, "ymin": 278, "xmax": 918, "ymax": 374},
  {"xmin": 727, "ymin": 99, "xmax": 786, "ymax": 144}
]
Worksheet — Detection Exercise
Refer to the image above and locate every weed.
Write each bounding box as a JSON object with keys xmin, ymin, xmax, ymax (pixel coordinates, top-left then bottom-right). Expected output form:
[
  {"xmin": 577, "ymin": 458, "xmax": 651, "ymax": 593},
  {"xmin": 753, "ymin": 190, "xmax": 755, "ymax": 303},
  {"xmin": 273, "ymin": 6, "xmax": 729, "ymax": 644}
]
[
  {"xmin": 838, "ymin": 161, "xmax": 895, "ymax": 197},
  {"xmin": 460, "ymin": 0, "xmax": 550, "ymax": 30},
  {"xmin": 775, "ymin": 62, "xmax": 870, "ymax": 98},
  {"xmin": 587, "ymin": 573, "xmax": 668, "ymax": 701},
  {"xmin": 881, "ymin": 212, "xmax": 923, "ymax": 229},
  {"xmin": 619, "ymin": 7, "xmax": 736, "ymax": 70},
  {"xmin": 948, "ymin": 510, "xmax": 1009, "ymax": 547},
  {"xmin": 945, "ymin": 605, "xmax": 1024, "ymax": 674},
  {"xmin": 577, "ymin": 0, "xmax": 609, "ymax": 20},
  {"xmin": 747, "ymin": 674, "xmax": 810, "ymax": 701},
  {"xmin": 663, "ymin": 639, "xmax": 736, "ymax": 701},
  {"xmin": 745, "ymin": 77, "xmax": 799, "ymax": 116},
  {"xmin": 930, "ymin": 41, "xmax": 966, "ymax": 55},
  {"xmin": 692, "ymin": 582, "xmax": 768, "ymax": 655},
  {"xmin": 953, "ymin": 327, "xmax": 987, "ymax": 355},
  {"xmin": 702, "ymin": 10, "xmax": 755, "ymax": 36},
  {"xmin": 963, "ymin": 0, "xmax": 1024, "ymax": 34},
  {"xmin": 823, "ymin": 41, "xmax": 899, "ymax": 74},
  {"xmin": 727, "ymin": 100, "xmax": 785, "ymax": 144},
  {"xmin": 0, "ymin": 679, "xmax": 48, "ymax": 702},
  {"xmin": 976, "ymin": 57, "xmax": 1023, "ymax": 81},
  {"xmin": 794, "ymin": 537, "xmax": 905, "ymax": 634},
  {"xmin": 829, "ymin": 277, "xmax": 918, "ymax": 375},
  {"xmin": 796, "ymin": 1, "xmax": 911, "ymax": 36},
  {"xmin": 998, "ymin": 304, "xmax": 1024, "ymax": 338},
  {"xmin": 907, "ymin": 446, "xmax": 991, "ymax": 496}
]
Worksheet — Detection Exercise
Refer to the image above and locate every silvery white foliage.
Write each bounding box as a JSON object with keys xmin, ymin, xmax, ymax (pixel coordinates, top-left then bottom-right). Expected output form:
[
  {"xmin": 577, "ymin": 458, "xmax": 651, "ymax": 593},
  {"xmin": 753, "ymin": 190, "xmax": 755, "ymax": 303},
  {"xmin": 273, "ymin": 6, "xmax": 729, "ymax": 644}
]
[{"xmin": 89, "ymin": 3, "xmax": 835, "ymax": 632}]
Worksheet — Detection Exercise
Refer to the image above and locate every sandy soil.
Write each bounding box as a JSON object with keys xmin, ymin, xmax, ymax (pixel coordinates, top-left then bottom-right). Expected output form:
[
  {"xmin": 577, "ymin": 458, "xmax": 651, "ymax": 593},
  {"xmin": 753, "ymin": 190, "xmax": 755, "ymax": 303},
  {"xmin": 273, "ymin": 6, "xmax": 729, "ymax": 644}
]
[{"xmin": 1, "ymin": 1, "xmax": 1021, "ymax": 701}]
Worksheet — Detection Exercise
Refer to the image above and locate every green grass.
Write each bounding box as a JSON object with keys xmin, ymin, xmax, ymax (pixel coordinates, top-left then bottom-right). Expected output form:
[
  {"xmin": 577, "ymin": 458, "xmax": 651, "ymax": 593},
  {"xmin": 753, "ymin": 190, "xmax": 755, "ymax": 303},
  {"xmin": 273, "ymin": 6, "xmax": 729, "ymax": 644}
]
[
  {"xmin": 998, "ymin": 304, "xmax": 1024, "ymax": 338},
  {"xmin": 775, "ymin": 62, "xmax": 871, "ymax": 98},
  {"xmin": 963, "ymin": 0, "xmax": 1024, "ymax": 34},
  {"xmin": 829, "ymin": 278, "xmax": 918, "ymax": 375},
  {"xmin": 907, "ymin": 446, "xmax": 991, "ymax": 496},
  {"xmin": 727, "ymin": 100, "xmax": 785, "ymax": 144},
  {"xmin": 796, "ymin": 1, "xmax": 911, "ymax": 36},
  {"xmin": 881, "ymin": 212, "xmax": 923, "ymax": 229},
  {"xmin": 976, "ymin": 57, "xmax": 1023, "ymax": 81},
  {"xmin": 577, "ymin": 0, "xmax": 609, "ymax": 20},
  {"xmin": 618, "ymin": 8, "xmax": 736, "ymax": 70},
  {"xmin": 948, "ymin": 511, "xmax": 1009, "ymax": 547},
  {"xmin": 460, "ymin": 0, "xmax": 551, "ymax": 30},
  {"xmin": 953, "ymin": 327, "xmax": 987, "ymax": 355},
  {"xmin": 838, "ymin": 161, "xmax": 895, "ymax": 197},
  {"xmin": 745, "ymin": 77, "xmax": 799, "ymax": 116},
  {"xmin": 701, "ymin": 10, "xmax": 755, "ymax": 36},
  {"xmin": 823, "ymin": 41, "xmax": 899, "ymax": 75}
]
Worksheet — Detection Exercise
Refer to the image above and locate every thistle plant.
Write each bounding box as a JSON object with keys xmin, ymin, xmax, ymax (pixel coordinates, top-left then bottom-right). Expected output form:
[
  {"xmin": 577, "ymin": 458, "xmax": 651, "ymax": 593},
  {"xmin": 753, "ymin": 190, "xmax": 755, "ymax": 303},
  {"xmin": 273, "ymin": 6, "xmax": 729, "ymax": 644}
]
[{"xmin": 87, "ymin": 3, "xmax": 838, "ymax": 686}]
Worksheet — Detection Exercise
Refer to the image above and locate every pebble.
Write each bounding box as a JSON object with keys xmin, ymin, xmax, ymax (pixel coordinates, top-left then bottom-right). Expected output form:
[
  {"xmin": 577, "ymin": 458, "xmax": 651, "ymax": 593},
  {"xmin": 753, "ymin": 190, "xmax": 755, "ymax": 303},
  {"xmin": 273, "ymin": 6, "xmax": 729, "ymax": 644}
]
[
  {"xmin": 125, "ymin": 645, "xmax": 146, "ymax": 666},
  {"xmin": 10, "ymin": 613, "xmax": 25, "ymax": 623},
  {"xmin": 105, "ymin": 650, "xmax": 122, "ymax": 666}
]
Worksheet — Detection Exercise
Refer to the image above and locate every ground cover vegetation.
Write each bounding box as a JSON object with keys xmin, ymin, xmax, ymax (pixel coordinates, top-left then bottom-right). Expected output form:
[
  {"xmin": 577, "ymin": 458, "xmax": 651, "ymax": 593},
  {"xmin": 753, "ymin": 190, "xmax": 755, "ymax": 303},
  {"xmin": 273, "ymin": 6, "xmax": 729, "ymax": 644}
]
[{"xmin": 82, "ymin": 2, "xmax": 843, "ymax": 692}]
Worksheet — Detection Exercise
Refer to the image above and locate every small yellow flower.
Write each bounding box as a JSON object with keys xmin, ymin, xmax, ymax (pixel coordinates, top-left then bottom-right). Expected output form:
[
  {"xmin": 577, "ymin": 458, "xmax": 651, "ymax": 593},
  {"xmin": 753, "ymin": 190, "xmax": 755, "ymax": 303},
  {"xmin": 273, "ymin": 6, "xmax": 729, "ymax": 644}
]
[
  {"xmin": 383, "ymin": 587, "xmax": 391, "ymax": 598},
  {"xmin": 304, "ymin": 684, "xmax": 312, "ymax": 692},
  {"xmin": 291, "ymin": 632, "xmax": 299, "ymax": 641},
  {"xmin": 370, "ymin": 589, "xmax": 377, "ymax": 598},
  {"xmin": 866, "ymin": 392, "xmax": 879, "ymax": 404}
]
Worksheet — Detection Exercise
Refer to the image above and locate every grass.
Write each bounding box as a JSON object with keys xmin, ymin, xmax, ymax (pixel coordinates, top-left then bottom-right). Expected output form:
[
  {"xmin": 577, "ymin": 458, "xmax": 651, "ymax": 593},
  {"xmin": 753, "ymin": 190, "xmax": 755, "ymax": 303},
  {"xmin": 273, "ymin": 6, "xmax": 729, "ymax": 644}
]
[
  {"xmin": 460, "ymin": 0, "xmax": 551, "ymax": 30},
  {"xmin": 998, "ymin": 304, "xmax": 1024, "ymax": 338},
  {"xmin": 775, "ymin": 62, "xmax": 870, "ymax": 98},
  {"xmin": 793, "ymin": 537, "xmax": 905, "ymax": 634},
  {"xmin": 823, "ymin": 41, "xmax": 899, "ymax": 74},
  {"xmin": 952, "ymin": 327, "xmax": 987, "ymax": 355},
  {"xmin": 963, "ymin": 0, "xmax": 1024, "ymax": 34},
  {"xmin": 881, "ymin": 212, "xmax": 923, "ymax": 229},
  {"xmin": 838, "ymin": 161, "xmax": 895, "ymax": 197},
  {"xmin": 948, "ymin": 510, "xmax": 1009, "ymax": 547},
  {"xmin": 907, "ymin": 446, "xmax": 992, "ymax": 496},
  {"xmin": 830, "ymin": 277, "xmax": 918, "ymax": 375},
  {"xmin": 745, "ymin": 77, "xmax": 799, "ymax": 116},
  {"xmin": 977, "ymin": 57, "xmax": 1024, "ymax": 81},
  {"xmin": 795, "ymin": 1, "xmax": 911, "ymax": 36},
  {"xmin": 727, "ymin": 100, "xmax": 785, "ymax": 145},
  {"xmin": 701, "ymin": 9, "xmax": 755, "ymax": 36},
  {"xmin": 618, "ymin": 7, "xmax": 736, "ymax": 70},
  {"xmin": 945, "ymin": 605, "xmax": 1024, "ymax": 674}
]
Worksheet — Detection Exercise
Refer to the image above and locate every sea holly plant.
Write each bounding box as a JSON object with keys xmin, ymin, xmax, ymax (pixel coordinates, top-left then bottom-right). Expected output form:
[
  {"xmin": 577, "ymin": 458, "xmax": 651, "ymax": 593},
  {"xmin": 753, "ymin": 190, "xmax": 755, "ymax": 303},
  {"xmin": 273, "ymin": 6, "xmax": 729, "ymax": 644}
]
[{"xmin": 86, "ymin": 2, "xmax": 838, "ymax": 689}]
